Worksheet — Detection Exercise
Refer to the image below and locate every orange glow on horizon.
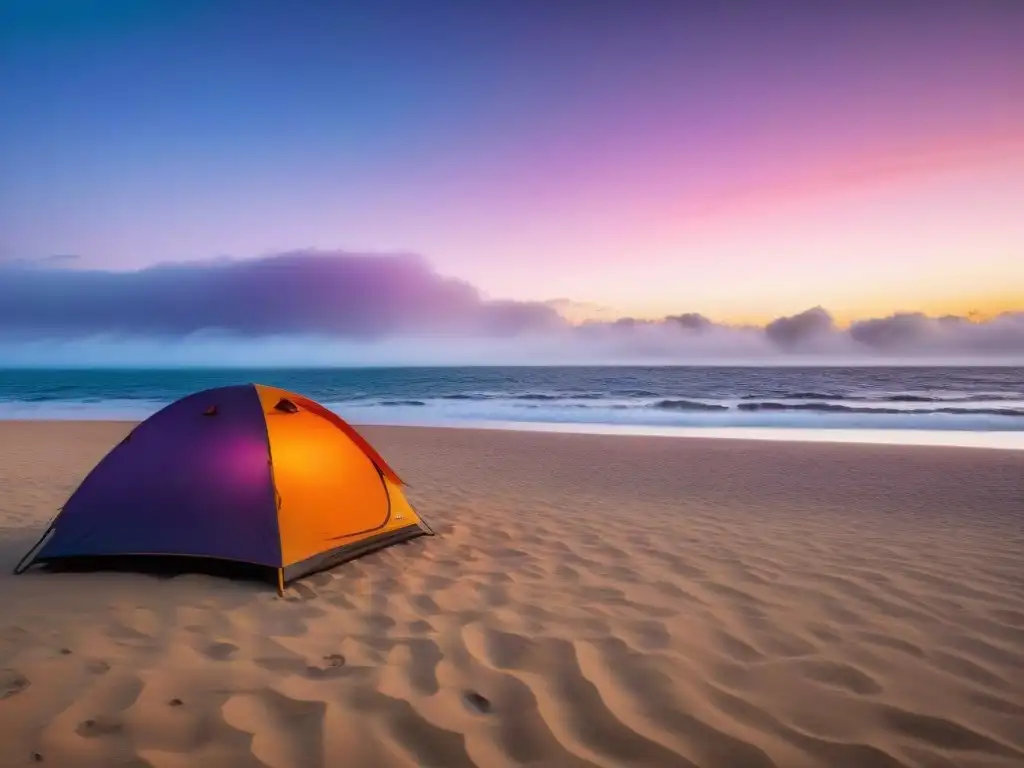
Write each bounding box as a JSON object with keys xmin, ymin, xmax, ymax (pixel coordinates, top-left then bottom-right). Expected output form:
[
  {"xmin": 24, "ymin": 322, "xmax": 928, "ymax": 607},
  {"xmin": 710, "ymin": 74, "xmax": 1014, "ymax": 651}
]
[{"xmin": 556, "ymin": 293, "xmax": 1024, "ymax": 328}]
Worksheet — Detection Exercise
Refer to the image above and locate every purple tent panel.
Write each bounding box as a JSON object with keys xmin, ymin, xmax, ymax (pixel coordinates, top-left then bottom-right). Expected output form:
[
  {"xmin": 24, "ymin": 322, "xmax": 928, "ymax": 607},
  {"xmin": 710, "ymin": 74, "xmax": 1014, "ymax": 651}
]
[{"xmin": 34, "ymin": 384, "xmax": 282, "ymax": 566}]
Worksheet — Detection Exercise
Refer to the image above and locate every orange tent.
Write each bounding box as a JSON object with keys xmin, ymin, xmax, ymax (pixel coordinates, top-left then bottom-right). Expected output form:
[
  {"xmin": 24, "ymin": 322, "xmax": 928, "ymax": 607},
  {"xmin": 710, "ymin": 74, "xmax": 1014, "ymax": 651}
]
[{"xmin": 13, "ymin": 384, "xmax": 434, "ymax": 591}]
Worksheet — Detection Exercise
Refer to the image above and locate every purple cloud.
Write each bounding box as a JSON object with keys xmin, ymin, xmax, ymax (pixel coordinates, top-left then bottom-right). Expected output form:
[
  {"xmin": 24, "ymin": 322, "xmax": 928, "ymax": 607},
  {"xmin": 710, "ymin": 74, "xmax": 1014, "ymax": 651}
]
[
  {"xmin": 665, "ymin": 313, "xmax": 713, "ymax": 331},
  {"xmin": 0, "ymin": 250, "xmax": 1021, "ymax": 362},
  {"xmin": 0, "ymin": 250, "xmax": 563, "ymax": 339},
  {"xmin": 849, "ymin": 311, "xmax": 1024, "ymax": 354},
  {"xmin": 765, "ymin": 306, "xmax": 835, "ymax": 348}
]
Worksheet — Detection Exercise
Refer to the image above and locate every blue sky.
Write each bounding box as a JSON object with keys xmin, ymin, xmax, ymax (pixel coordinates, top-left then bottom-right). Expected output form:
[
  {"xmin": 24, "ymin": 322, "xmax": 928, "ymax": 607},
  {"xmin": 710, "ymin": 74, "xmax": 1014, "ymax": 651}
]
[{"xmin": 1, "ymin": 1, "xmax": 1023, "ymax": 364}]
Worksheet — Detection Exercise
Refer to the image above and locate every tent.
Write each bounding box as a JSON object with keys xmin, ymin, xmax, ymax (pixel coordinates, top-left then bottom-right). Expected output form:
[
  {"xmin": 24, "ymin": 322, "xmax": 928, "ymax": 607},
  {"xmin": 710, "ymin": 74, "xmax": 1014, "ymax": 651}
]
[{"xmin": 12, "ymin": 384, "xmax": 433, "ymax": 591}]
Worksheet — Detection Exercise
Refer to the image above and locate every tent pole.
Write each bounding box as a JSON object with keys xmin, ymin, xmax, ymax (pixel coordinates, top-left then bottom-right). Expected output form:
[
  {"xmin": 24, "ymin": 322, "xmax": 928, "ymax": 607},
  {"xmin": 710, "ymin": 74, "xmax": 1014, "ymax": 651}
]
[
  {"xmin": 277, "ymin": 568, "xmax": 285, "ymax": 596},
  {"xmin": 12, "ymin": 516, "xmax": 58, "ymax": 575}
]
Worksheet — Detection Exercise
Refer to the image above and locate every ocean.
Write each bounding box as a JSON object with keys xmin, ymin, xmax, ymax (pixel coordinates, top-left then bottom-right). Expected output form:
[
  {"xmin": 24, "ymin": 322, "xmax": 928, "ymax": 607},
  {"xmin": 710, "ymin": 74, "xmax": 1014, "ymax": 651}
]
[{"xmin": 1, "ymin": 366, "xmax": 1022, "ymax": 449}]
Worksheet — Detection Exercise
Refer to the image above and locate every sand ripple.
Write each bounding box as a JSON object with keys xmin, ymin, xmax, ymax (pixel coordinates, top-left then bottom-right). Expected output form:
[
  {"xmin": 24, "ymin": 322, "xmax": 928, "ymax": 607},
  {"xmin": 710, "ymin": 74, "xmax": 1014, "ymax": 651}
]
[{"xmin": 1, "ymin": 422, "xmax": 1022, "ymax": 767}]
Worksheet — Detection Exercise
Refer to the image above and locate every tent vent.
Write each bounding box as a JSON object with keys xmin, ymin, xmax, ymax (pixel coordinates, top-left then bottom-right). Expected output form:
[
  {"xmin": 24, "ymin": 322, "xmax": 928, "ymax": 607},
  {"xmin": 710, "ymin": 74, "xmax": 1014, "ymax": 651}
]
[
  {"xmin": 274, "ymin": 398, "xmax": 300, "ymax": 414},
  {"xmin": 203, "ymin": 405, "xmax": 218, "ymax": 416}
]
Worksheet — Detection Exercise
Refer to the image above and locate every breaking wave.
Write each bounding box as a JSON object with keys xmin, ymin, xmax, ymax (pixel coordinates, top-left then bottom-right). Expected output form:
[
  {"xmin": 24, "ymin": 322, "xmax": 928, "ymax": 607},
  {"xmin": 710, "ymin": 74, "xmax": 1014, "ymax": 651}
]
[{"xmin": 1, "ymin": 366, "xmax": 1022, "ymax": 437}]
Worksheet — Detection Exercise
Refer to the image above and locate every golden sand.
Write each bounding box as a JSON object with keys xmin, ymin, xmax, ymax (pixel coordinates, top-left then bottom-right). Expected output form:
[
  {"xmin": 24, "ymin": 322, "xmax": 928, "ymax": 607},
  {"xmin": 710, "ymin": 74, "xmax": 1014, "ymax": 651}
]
[{"xmin": 1, "ymin": 421, "xmax": 1022, "ymax": 767}]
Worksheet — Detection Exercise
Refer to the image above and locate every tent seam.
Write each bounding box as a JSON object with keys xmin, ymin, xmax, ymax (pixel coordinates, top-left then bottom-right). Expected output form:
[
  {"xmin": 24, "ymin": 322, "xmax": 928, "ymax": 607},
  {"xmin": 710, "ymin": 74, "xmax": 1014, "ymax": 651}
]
[{"xmin": 253, "ymin": 384, "xmax": 286, "ymax": 569}]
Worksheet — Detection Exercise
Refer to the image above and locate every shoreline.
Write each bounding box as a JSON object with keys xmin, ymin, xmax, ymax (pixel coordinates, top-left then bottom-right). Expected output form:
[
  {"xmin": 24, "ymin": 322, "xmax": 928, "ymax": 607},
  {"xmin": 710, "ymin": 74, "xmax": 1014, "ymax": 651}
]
[
  {"xmin": 1, "ymin": 416, "xmax": 1022, "ymax": 452},
  {"xmin": 361, "ymin": 419, "xmax": 1024, "ymax": 451}
]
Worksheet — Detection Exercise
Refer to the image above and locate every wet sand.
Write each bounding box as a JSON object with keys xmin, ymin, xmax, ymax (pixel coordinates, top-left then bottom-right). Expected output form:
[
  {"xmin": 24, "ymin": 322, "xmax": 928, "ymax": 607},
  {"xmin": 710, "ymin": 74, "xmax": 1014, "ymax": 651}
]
[{"xmin": 1, "ymin": 421, "xmax": 1022, "ymax": 768}]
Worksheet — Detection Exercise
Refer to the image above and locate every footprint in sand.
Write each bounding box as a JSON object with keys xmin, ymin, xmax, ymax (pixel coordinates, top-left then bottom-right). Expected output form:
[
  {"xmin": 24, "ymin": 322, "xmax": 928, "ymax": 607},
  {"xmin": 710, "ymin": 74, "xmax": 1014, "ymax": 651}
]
[
  {"xmin": 463, "ymin": 691, "xmax": 492, "ymax": 714},
  {"xmin": 255, "ymin": 655, "xmax": 348, "ymax": 680},
  {"xmin": 203, "ymin": 641, "xmax": 239, "ymax": 661},
  {"xmin": 303, "ymin": 654, "xmax": 348, "ymax": 680},
  {"xmin": 86, "ymin": 660, "xmax": 111, "ymax": 675},
  {"xmin": 76, "ymin": 717, "xmax": 123, "ymax": 738},
  {"xmin": 1, "ymin": 669, "xmax": 30, "ymax": 700}
]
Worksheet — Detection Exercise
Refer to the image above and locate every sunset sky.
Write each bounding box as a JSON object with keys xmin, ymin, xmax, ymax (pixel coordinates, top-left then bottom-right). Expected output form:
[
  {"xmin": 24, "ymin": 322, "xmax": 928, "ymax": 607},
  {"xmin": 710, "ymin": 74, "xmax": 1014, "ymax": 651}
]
[{"xmin": 1, "ymin": 1, "xmax": 1023, "ymax": 364}]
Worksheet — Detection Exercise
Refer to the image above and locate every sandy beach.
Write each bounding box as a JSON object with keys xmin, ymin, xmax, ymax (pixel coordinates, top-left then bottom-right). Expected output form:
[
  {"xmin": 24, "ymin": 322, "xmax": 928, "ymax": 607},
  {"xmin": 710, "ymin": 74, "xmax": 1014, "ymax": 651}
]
[{"xmin": 0, "ymin": 421, "xmax": 1022, "ymax": 768}]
